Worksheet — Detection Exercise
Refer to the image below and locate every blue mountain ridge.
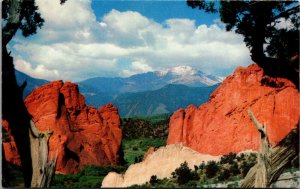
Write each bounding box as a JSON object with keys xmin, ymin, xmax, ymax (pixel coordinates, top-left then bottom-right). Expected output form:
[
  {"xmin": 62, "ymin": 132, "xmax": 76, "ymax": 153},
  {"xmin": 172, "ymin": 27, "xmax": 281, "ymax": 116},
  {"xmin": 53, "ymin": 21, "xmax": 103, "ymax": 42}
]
[{"xmin": 15, "ymin": 69, "xmax": 220, "ymax": 117}]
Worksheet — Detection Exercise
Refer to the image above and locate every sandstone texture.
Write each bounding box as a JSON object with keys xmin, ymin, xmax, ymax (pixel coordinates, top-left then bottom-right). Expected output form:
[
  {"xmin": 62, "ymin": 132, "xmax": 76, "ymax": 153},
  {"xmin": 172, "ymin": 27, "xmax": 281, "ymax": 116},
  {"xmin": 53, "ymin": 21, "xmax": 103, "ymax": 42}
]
[
  {"xmin": 167, "ymin": 64, "xmax": 299, "ymax": 155},
  {"xmin": 2, "ymin": 80, "xmax": 122, "ymax": 174},
  {"xmin": 2, "ymin": 120, "xmax": 21, "ymax": 166},
  {"xmin": 101, "ymin": 144, "xmax": 220, "ymax": 187},
  {"xmin": 143, "ymin": 147, "xmax": 157, "ymax": 161}
]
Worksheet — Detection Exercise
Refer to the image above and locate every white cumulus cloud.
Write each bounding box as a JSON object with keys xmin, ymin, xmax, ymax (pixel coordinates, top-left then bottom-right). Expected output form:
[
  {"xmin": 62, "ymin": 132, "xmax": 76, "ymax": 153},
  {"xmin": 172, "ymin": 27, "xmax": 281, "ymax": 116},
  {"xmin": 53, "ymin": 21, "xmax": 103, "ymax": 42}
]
[{"xmin": 10, "ymin": 0, "xmax": 251, "ymax": 81}]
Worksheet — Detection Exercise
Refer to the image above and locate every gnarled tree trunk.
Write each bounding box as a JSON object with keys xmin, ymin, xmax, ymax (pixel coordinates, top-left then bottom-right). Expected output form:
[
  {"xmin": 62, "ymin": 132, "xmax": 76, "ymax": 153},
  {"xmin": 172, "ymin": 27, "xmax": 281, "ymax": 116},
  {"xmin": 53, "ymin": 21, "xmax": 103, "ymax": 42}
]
[
  {"xmin": 241, "ymin": 110, "xmax": 299, "ymax": 188},
  {"xmin": 29, "ymin": 120, "xmax": 57, "ymax": 187}
]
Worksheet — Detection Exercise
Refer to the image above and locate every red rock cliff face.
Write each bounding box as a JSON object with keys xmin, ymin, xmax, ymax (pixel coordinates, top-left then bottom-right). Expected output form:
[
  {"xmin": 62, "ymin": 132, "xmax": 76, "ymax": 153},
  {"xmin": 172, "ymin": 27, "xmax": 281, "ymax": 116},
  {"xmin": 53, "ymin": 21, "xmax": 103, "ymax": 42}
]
[
  {"xmin": 2, "ymin": 81, "xmax": 122, "ymax": 174},
  {"xmin": 167, "ymin": 64, "xmax": 299, "ymax": 155}
]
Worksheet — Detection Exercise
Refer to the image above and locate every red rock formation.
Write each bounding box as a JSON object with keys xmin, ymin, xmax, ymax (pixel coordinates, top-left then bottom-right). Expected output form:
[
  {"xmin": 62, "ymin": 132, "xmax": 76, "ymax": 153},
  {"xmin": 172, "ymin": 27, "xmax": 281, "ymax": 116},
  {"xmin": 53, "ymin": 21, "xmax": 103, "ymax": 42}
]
[
  {"xmin": 167, "ymin": 64, "xmax": 299, "ymax": 155},
  {"xmin": 2, "ymin": 120, "xmax": 21, "ymax": 166},
  {"xmin": 2, "ymin": 81, "xmax": 122, "ymax": 174}
]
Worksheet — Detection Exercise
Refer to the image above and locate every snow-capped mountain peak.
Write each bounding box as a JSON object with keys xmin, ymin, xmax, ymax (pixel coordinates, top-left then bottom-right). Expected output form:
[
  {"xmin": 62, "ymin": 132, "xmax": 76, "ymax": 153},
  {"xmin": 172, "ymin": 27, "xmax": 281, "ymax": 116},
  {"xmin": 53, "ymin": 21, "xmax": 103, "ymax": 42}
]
[
  {"xmin": 169, "ymin": 66, "xmax": 197, "ymax": 76},
  {"xmin": 155, "ymin": 70, "xmax": 168, "ymax": 77},
  {"xmin": 166, "ymin": 66, "xmax": 222, "ymax": 86},
  {"xmin": 153, "ymin": 66, "xmax": 223, "ymax": 86}
]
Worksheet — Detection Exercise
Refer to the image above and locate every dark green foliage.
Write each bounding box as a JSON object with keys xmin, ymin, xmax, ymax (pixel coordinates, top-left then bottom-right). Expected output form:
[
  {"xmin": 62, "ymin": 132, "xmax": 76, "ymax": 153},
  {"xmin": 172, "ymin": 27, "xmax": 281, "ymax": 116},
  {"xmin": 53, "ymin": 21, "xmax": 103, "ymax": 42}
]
[
  {"xmin": 218, "ymin": 169, "xmax": 231, "ymax": 181},
  {"xmin": 199, "ymin": 161, "xmax": 205, "ymax": 170},
  {"xmin": 18, "ymin": 0, "xmax": 44, "ymax": 37},
  {"xmin": 240, "ymin": 160, "xmax": 256, "ymax": 177},
  {"xmin": 171, "ymin": 161, "xmax": 199, "ymax": 185},
  {"xmin": 74, "ymin": 176, "xmax": 102, "ymax": 188},
  {"xmin": 134, "ymin": 155, "xmax": 143, "ymax": 163},
  {"xmin": 205, "ymin": 161, "xmax": 220, "ymax": 178},
  {"xmin": 131, "ymin": 177, "xmax": 177, "ymax": 188},
  {"xmin": 1, "ymin": 163, "xmax": 24, "ymax": 188},
  {"xmin": 2, "ymin": 0, "xmax": 44, "ymax": 38},
  {"xmin": 121, "ymin": 114, "xmax": 168, "ymax": 165},
  {"xmin": 187, "ymin": 0, "xmax": 217, "ymax": 13},
  {"xmin": 51, "ymin": 165, "xmax": 127, "ymax": 188},
  {"xmin": 131, "ymin": 113, "xmax": 171, "ymax": 125},
  {"xmin": 229, "ymin": 162, "xmax": 240, "ymax": 176},
  {"xmin": 132, "ymin": 146, "xmax": 138, "ymax": 151},
  {"xmin": 121, "ymin": 114, "xmax": 170, "ymax": 139},
  {"xmin": 149, "ymin": 175, "xmax": 159, "ymax": 185},
  {"xmin": 185, "ymin": 180, "xmax": 198, "ymax": 188},
  {"xmin": 266, "ymin": 29, "xmax": 299, "ymax": 63},
  {"xmin": 220, "ymin": 152, "xmax": 237, "ymax": 165},
  {"xmin": 78, "ymin": 165, "xmax": 126, "ymax": 176},
  {"xmin": 122, "ymin": 138, "xmax": 166, "ymax": 164},
  {"xmin": 236, "ymin": 153, "xmax": 245, "ymax": 162}
]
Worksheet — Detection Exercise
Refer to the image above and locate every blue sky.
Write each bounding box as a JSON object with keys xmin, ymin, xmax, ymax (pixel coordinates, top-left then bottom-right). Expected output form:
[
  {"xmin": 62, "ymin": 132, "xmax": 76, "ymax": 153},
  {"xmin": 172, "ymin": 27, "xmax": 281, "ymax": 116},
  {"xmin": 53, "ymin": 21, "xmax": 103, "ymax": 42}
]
[
  {"xmin": 10, "ymin": 0, "xmax": 251, "ymax": 82},
  {"xmin": 91, "ymin": 1, "xmax": 218, "ymax": 26}
]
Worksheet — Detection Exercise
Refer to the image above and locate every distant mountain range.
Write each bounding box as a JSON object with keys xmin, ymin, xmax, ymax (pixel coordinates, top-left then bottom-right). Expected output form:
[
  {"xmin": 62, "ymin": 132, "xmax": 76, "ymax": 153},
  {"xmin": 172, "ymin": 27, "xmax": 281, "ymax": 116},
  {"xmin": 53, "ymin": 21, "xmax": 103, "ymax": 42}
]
[
  {"xmin": 78, "ymin": 66, "xmax": 223, "ymax": 94},
  {"xmin": 15, "ymin": 66, "xmax": 222, "ymax": 117},
  {"xmin": 113, "ymin": 84, "xmax": 219, "ymax": 117},
  {"xmin": 15, "ymin": 70, "xmax": 49, "ymax": 98}
]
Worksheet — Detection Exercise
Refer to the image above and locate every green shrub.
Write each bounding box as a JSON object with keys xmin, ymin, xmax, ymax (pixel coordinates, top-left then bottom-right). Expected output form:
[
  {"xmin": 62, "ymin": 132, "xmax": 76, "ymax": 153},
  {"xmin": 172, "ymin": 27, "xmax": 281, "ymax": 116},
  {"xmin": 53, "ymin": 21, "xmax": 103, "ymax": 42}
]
[
  {"xmin": 220, "ymin": 152, "xmax": 237, "ymax": 165},
  {"xmin": 172, "ymin": 161, "xmax": 199, "ymax": 185},
  {"xmin": 74, "ymin": 176, "xmax": 102, "ymax": 188},
  {"xmin": 185, "ymin": 180, "xmax": 198, "ymax": 188},
  {"xmin": 134, "ymin": 155, "xmax": 143, "ymax": 163},
  {"xmin": 123, "ymin": 138, "xmax": 166, "ymax": 164},
  {"xmin": 120, "ymin": 114, "xmax": 170, "ymax": 139},
  {"xmin": 218, "ymin": 169, "xmax": 231, "ymax": 181},
  {"xmin": 50, "ymin": 174, "xmax": 66, "ymax": 187},
  {"xmin": 205, "ymin": 161, "xmax": 220, "ymax": 178},
  {"xmin": 78, "ymin": 164, "xmax": 126, "ymax": 177},
  {"xmin": 184, "ymin": 180, "xmax": 199, "ymax": 188},
  {"xmin": 199, "ymin": 161, "xmax": 205, "ymax": 170},
  {"xmin": 132, "ymin": 146, "xmax": 138, "ymax": 151},
  {"xmin": 149, "ymin": 175, "xmax": 159, "ymax": 185},
  {"xmin": 51, "ymin": 165, "xmax": 127, "ymax": 188},
  {"xmin": 236, "ymin": 153, "xmax": 245, "ymax": 162},
  {"xmin": 229, "ymin": 161, "xmax": 240, "ymax": 176}
]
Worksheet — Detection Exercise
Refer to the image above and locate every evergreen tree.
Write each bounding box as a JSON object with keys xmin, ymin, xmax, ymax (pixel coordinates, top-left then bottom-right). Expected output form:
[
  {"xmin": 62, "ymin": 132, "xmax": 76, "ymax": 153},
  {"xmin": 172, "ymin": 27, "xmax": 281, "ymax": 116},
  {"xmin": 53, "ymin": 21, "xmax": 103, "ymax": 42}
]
[{"xmin": 187, "ymin": 0, "xmax": 299, "ymax": 87}]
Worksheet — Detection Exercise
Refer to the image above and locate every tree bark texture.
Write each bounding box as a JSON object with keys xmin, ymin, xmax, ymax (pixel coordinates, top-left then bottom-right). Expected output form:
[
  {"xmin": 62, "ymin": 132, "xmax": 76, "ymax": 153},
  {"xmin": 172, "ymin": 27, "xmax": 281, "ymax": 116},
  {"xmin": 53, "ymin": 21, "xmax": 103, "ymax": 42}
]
[
  {"xmin": 29, "ymin": 120, "xmax": 54, "ymax": 187},
  {"xmin": 241, "ymin": 110, "xmax": 299, "ymax": 188}
]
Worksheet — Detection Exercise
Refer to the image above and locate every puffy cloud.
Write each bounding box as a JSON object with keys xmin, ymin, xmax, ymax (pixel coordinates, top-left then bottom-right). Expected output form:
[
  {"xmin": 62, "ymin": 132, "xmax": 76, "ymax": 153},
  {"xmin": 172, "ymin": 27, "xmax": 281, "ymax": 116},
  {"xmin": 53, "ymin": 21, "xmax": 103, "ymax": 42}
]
[
  {"xmin": 122, "ymin": 59, "xmax": 153, "ymax": 77},
  {"xmin": 34, "ymin": 0, "xmax": 98, "ymax": 43},
  {"xmin": 15, "ymin": 58, "xmax": 60, "ymax": 80},
  {"xmin": 11, "ymin": 0, "xmax": 251, "ymax": 81}
]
